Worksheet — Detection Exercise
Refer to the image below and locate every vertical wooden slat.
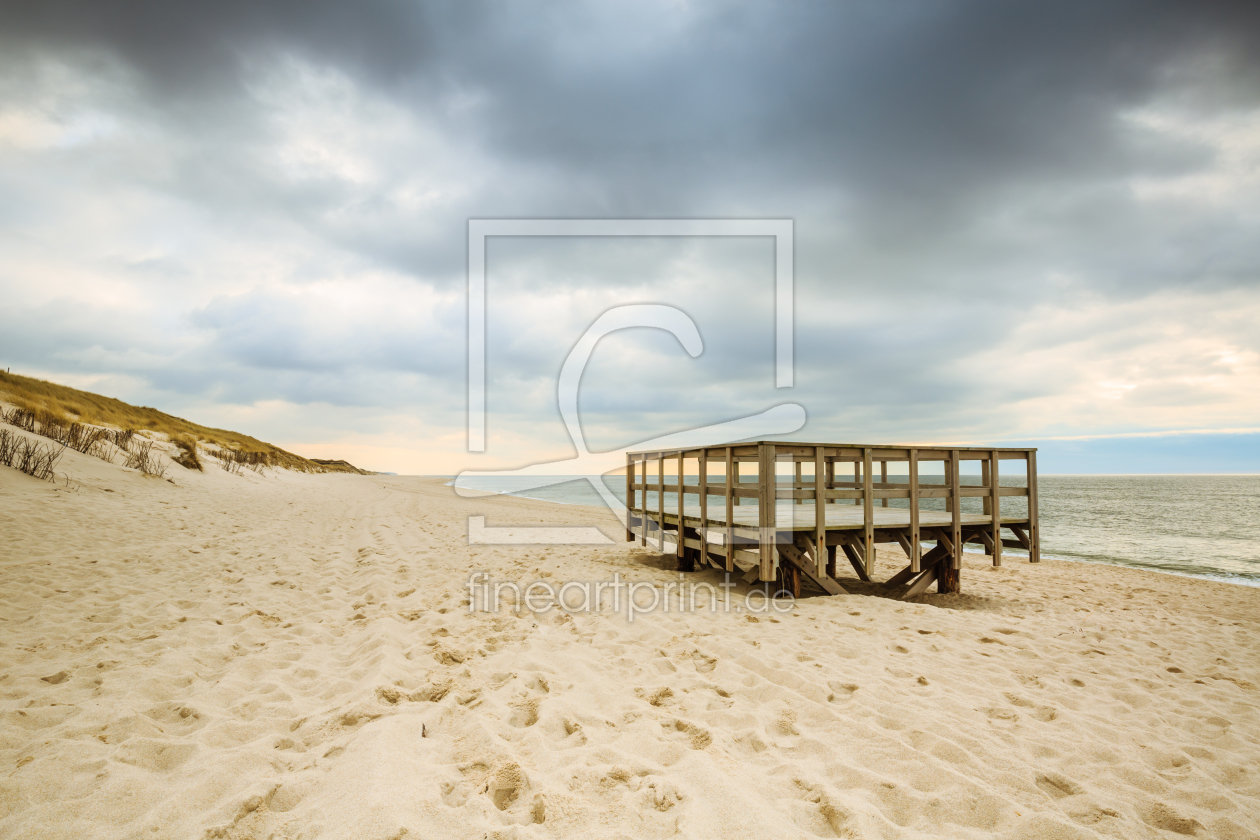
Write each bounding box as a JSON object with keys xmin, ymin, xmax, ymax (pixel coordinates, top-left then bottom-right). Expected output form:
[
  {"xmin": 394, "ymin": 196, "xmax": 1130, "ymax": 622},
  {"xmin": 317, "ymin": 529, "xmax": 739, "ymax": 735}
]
[
  {"xmin": 758, "ymin": 443, "xmax": 775, "ymax": 583},
  {"xmin": 733, "ymin": 459, "xmax": 741, "ymax": 506},
  {"xmin": 1028, "ymin": 450, "xmax": 1041, "ymax": 563},
  {"xmin": 949, "ymin": 449, "xmax": 962, "ymax": 571},
  {"xmin": 676, "ymin": 452, "xmax": 685, "ymax": 561},
  {"xmin": 880, "ymin": 458, "xmax": 889, "ymax": 508},
  {"xmin": 980, "ymin": 455, "xmax": 992, "ymax": 556},
  {"xmin": 699, "ymin": 449, "xmax": 708, "ymax": 566},
  {"xmin": 625, "ymin": 453, "xmax": 634, "ymax": 542},
  {"xmin": 638, "ymin": 457, "xmax": 647, "ymax": 545},
  {"xmin": 853, "ymin": 460, "xmax": 861, "ymax": 507},
  {"xmin": 862, "ymin": 447, "xmax": 874, "ymax": 578},
  {"xmin": 813, "ymin": 445, "xmax": 825, "ymax": 578},
  {"xmin": 990, "ymin": 450, "xmax": 1002, "ymax": 567},
  {"xmin": 657, "ymin": 454, "xmax": 665, "ymax": 554},
  {"xmin": 909, "ymin": 449, "xmax": 921, "ymax": 573},
  {"xmin": 795, "ymin": 461, "xmax": 803, "ymax": 506},
  {"xmin": 825, "ymin": 457, "xmax": 834, "ymax": 506},
  {"xmin": 724, "ymin": 446, "xmax": 734, "ymax": 572}
]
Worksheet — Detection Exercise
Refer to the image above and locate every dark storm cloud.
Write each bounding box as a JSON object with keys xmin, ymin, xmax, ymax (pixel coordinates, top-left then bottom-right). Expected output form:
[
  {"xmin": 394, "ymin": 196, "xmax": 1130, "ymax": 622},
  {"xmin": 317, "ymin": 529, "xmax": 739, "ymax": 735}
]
[{"xmin": 7, "ymin": 0, "xmax": 1259, "ymax": 228}]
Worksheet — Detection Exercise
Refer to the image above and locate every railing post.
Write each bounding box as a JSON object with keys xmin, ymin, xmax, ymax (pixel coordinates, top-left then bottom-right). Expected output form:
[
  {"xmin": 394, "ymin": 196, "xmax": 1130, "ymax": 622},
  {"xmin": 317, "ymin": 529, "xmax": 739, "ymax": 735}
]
[
  {"xmin": 725, "ymin": 447, "xmax": 735, "ymax": 572},
  {"xmin": 676, "ymin": 451, "xmax": 685, "ymax": 562},
  {"xmin": 638, "ymin": 457, "xmax": 646, "ymax": 545},
  {"xmin": 656, "ymin": 454, "xmax": 665, "ymax": 553},
  {"xmin": 814, "ymin": 445, "xmax": 825, "ymax": 578},
  {"xmin": 758, "ymin": 443, "xmax": 776, "ymax": 583},
  {"xmin": 625, "ymin": 453, "xmax": 634, "ymax": 542},
  {"xmin": 880, "ymin": 457, "xmax": 889, "ymax": 508},
  {"xmin": 1028, "ymin": 450, "xmax": 1040, "ymax": 563},
  {"xmin": 862, "ymin": 447, "xmax": 874, "ymax": 578},
  {"xmin": 909, "ymin": 448, "xmax": 921, "ymax": 573},
  {"xmin": 699, "ymin": 449, "xmax": 708, "ymax": 566},
  {"xmin": 990, "ymin": 450, "xmax": 1002, "ymax": 567},
  {"xmin": 949, "ymin": 449, "xmax": 962, "ymax": 573}
]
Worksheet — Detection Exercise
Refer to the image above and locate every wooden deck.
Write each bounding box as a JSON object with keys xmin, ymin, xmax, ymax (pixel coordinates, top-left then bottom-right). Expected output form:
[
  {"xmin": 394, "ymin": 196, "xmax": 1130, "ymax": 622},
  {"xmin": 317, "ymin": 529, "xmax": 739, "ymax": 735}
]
[{"xmin": 626, "ymin": 441, "xmax": 1040, "ymax": 598}]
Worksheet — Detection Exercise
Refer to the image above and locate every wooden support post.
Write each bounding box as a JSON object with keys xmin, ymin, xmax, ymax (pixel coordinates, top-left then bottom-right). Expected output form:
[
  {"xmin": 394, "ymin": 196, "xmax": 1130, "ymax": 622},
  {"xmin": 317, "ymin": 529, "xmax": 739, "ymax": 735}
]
[
  {"xmin": 825, "ymin": 457, "xmax": 834, "ymax": 506},
  {"xmin": 724, "ymin": 447, "xmax": 734, "ymax": 572},
  {"xmin": 640, "ymin": 460, "xmax": 650, "ymax": 546},
  {"xmin": 675, "ymin": 452, "xmax": 684, "ymax": 562},
  {"xmin": 826, "ymin": 544, "xmax": 837, "ymax": 579},
  {"xmin": 904, "ymin": 563, "xmax": 939, "ymax": 599},
  {"xmin": 944, "ymin": 449, "xmax": 962, "ymax": 592},
  {"xmin": 981, "ymin": 457, "xmax": 992, "ymax": 518},
  {"xmin": 794, "ymin": 460, "xmax": 803, "ymax": 505},
  {"xmin": 656, "ymin": 454, "xmax": 665, "ymax": 554},
  {"xmin": 990, "ymin": 449, "xmax": 1002, "ymax": 568},
  {"xmin": 783, "ymin": 538, "xmax": 847, "ymax": 595},
  {"xmin": 733, "ymin": 459, "xmax": 741, "ymax": 506},
  {"xmin": 909, "ymin": 449, "xmax": 921, "ymax": 573},
  {"xmin": 758, "ymin": 443, "xmax": 776, "ymax": 583},
  {"xmin": 699, "ymin": 449, "xmax": 708, "ymax": 567},
  {"xmin": 880, "ymin": 458, "xmax": 889, "ymax": 508},
  {"xmin": 841, "ymin": 541, "xmax": 872, "ymax": 582},
  {"xmin": 813, "ymin": 446, "xmax": 825, "ymax": 579},
  {"xmin": 862, "ymin": 447, "xmax": 874, "ymax": 579},
  {"xmin": 1028, "ymin": 450, "xmax": 1041, "ymax": 563},
  {"xmin": 853, "ymin": 460, "xmax": 861, "ymax": 506},
  {"xmin": 625, "ymin": 453, "xmax": 634, "ymax": 542}
]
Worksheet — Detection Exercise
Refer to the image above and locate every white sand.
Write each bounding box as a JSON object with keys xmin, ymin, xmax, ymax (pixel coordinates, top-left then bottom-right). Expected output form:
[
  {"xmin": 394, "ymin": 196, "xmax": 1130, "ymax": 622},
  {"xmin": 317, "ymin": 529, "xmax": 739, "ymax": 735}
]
[{"xmin": 2, "ymin": 445, "xmax": 1259, "ymax": 839}]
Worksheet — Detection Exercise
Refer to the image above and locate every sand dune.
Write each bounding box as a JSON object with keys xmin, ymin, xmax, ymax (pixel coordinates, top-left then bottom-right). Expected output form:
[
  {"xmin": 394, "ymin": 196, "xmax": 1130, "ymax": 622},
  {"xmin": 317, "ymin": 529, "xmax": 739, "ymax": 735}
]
[{"xmin": 2, "ymin": 447, "xmax": 1258, "ymax": 839}]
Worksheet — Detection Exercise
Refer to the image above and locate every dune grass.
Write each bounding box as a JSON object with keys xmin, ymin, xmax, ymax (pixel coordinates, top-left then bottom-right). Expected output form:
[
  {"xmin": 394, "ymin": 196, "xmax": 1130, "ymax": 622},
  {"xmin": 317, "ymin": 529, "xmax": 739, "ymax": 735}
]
[{"xmin": 0, "ymin": 370, "xmax": 368, "ymax": 474}]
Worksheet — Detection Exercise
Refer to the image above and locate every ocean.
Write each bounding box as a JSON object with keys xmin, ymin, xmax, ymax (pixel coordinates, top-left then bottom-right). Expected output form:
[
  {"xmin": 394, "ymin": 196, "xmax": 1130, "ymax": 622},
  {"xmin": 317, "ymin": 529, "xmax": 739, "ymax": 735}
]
[{"xmin": 451, "ymin": 474, "xmax": 1260, "ymax": 587}]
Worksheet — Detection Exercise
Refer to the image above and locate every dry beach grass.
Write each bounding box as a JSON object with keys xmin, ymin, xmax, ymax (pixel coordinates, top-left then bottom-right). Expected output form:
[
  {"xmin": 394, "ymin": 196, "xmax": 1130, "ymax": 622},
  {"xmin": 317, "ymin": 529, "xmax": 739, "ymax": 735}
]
[{"xmin": 1, "ymin": 444, "xmax": 1259, "ymax": 839}]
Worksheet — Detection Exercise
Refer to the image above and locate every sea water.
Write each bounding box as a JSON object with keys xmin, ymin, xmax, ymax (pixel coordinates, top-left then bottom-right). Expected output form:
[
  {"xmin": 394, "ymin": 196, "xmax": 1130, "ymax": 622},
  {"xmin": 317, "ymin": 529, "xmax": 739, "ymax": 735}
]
[{"xmin": 450, "ymin": 474, "xmax": 1260, "ymax": 587}]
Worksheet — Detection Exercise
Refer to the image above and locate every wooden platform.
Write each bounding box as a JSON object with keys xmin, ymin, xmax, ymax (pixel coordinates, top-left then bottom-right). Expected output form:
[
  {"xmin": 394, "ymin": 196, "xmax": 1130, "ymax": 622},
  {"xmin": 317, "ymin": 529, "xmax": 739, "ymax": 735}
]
[{"xmin": 626, "ymin": 441, "xmax": 1040, "ymax": 598}]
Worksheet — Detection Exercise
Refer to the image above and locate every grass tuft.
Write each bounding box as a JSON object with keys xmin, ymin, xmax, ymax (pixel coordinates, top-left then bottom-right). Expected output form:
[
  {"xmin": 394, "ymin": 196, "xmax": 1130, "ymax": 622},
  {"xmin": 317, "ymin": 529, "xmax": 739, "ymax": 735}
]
[
  {"xmin": 172, "ymin": 435, "xmax": 203, "ymax": 471},
  {"xmin": 0, "ymin": 428, "xmax": 63, "ymax": 481}
]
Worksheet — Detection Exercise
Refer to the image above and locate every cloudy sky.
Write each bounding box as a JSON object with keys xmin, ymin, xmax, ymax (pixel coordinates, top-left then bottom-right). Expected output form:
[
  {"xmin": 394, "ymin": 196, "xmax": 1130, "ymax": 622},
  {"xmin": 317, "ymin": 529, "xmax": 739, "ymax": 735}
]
[{"xmin": 1, "ymin": 0, "xmax": 1258, "ymax": 474}]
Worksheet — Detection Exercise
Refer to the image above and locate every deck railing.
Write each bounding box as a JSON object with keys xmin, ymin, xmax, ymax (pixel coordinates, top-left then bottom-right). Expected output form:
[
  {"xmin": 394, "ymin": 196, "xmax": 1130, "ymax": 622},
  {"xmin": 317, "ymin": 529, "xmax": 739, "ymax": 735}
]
[{"xmin": 626, "ymin": 442, "xmax": 1039, "ymax": 585}]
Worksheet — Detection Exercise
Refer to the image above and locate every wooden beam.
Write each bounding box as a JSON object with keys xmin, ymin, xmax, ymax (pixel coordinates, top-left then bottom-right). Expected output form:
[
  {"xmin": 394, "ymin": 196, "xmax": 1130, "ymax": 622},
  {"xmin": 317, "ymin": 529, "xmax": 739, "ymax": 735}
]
[
  {"xmin": 862, "ymin": 447, "xmax": 874, "ymax": 578},
  {"xmin": 903, "ymin": 564, "xmax": 939, "ymax": 598},
  {"xmin": 908, "ymin": 448, "xmax": 921, "ymax": 572},
  {"xmin": 698, "ymin": 448, "xmax": 708, "ymax": 568},
  {"xmin": 949, "ymin": 449, "xmax": 962, "ymax": 575},
  {"xmin": 657, "ymin": 454, "xmax": 665, "ymax": 554},
  {"xmin": 625, "ymin": 452, "xmax": 634, "ymax": 542},
  {"xmin": 1010, "ymin": 525, "xmax": 1032, "ymax": 551},
  {"xmin": 725, "ymin": 446, "xmax": 734, "ymax": 572},
  {"xmin": 675, "ymin": 452, "xmax": 684, "ymax": 562},
  {"xmin": 758, "ymin": 443, "xmax": 775, "ymax": 583},
  {"xmin": 884, "ymin": 563, "xmax": 919, "ymax": 588},
  {"xmin": 880, "ymin": 458, "xmax": 889, "ymax": 508},
  {"xmin": 840, "ymin": 542, "xmax": 872, "ymax": 582},
  {"xmin": 990, "ymin": 449, "xmax": 1002, "ymax": 568},
  {"xmin": 1028, "ymin": 450, "xmax": 1041, "ymax": 563},
  {"xmin": 814, "ymin": 445, "xmax": 825, "ymax": 578},
  {"xmin": 780, "ymin": 541, "xmax": 847, "ymax": 596}
]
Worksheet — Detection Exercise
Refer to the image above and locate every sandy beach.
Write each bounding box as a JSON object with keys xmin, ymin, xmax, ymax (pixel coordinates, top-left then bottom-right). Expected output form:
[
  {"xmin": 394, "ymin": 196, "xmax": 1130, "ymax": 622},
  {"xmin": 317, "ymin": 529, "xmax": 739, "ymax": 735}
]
[{"xmin": 2, "ymin": 446, "xmax": 1259, "ymax": 840}]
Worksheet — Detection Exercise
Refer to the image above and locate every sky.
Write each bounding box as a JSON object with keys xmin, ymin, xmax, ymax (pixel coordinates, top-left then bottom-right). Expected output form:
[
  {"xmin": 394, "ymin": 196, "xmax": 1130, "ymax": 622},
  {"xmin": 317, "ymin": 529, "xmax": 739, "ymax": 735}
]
[{"xmin": 1, "ymin": 0, "xmax": 1258, "ymax": 475}]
